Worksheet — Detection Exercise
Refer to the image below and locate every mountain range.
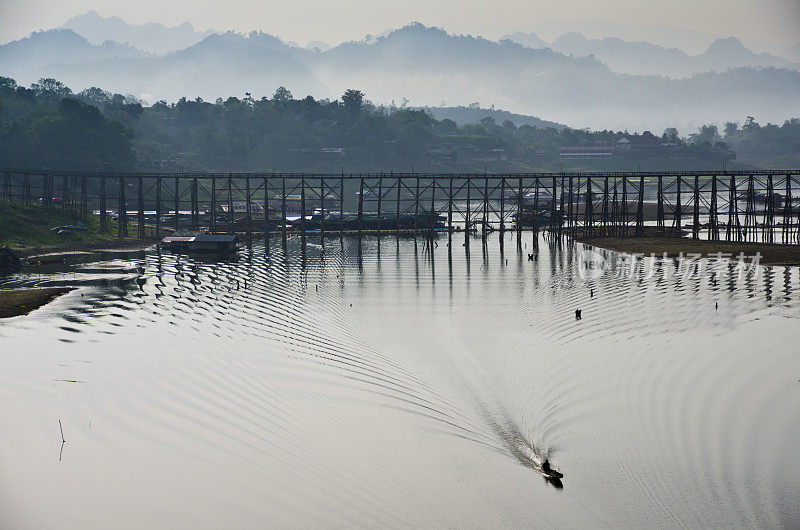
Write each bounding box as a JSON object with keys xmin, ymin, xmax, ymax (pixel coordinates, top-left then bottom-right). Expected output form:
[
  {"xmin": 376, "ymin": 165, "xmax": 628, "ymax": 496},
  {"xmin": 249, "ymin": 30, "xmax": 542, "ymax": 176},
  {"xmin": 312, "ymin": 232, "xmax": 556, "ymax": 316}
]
[
  {"xmin": 504, "ymin": 31, "xmax": 799, "ymax": 78},
  {"xmin": 1, "ymin": 14, "xmax": 799, "ymax": 133}
]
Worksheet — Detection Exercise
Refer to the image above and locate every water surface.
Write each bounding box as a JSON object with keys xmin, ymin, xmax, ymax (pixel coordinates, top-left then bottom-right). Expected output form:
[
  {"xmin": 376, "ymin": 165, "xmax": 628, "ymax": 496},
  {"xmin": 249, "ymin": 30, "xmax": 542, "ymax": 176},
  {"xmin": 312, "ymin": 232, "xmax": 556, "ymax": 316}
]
[{"xmin": 1, "ymin": 234, "xmax": 799, "ymax": 528}]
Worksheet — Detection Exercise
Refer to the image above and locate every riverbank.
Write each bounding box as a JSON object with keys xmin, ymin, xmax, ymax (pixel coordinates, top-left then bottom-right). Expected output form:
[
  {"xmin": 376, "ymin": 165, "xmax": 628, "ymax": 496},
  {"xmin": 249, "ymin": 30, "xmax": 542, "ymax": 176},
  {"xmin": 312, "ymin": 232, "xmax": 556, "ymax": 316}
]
[
  {"xmin": 577, "ymin": 234, "xmax": 800, "ymax": 266},
  {"xmin": 0, "ymin": 203, "xmax": 162, "ymax": 257},
  {"xmin": 0, "ymin": 287, "xmax": 74, "ymax": 318}
]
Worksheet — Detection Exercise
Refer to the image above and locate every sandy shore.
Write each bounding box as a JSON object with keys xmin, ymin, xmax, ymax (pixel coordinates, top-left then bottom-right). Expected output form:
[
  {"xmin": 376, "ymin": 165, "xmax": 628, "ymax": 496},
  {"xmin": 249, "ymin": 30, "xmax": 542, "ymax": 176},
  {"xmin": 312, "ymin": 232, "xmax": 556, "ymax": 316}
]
[{"xmin": 0, "ymin": 287, "xmax": 75, "ymax": 318}]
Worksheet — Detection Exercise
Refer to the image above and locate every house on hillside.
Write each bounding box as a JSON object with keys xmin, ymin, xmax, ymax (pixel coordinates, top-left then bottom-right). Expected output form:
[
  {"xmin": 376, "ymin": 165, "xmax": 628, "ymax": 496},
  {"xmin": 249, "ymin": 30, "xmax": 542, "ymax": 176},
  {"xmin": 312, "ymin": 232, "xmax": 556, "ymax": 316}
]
[{"xmin": 558, "ymin": 146, "xmax": 614, "ymax": 159}]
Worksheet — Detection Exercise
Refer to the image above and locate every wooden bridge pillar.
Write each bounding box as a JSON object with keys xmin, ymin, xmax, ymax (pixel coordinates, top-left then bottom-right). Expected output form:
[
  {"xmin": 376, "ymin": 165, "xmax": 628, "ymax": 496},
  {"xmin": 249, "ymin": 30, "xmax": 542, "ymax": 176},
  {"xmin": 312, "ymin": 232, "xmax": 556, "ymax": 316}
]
[
  {"xmin": 395, "ymin": 173, "xmax": 402, "ymax": 237},
  {"xmin": 465, "ymin": 177, "xmax": 471, "ymax": 246},
  {"xmin": 656, "ymin": 175, "xmax": 664, "ymax": 235},
  {"xmin": 264, "ymin": 176, "xmax": 270, "ymax": 253},
  {"xmin": 516, "ymin": 176, "xmax": 522, "ymax": 242},
  {"xmin": 80, "ymin": 176, "xmax": 87, "ymax": 221},
  {"xmin": 635, "ymin": 175, "xmax": 645, "ymax": 236},
  {"xmin": 567, "ymin": 176, "xmax": 574, "ymax": 235},
  {"xmin": 99, "ymin": 177, "xmax": 107, "ymax": 231},
  {"xmin": 482, "ymin": 175, "xmax": 489, "ymax": 238},
  {"xmin": 227, "ymin": 173, "xmax": 233, "ymax": 235},
  {"xmin": 727, "ymin": 175, "xmax": 738, "ymax": 242},
  {"xmin": 211, "ymin": 175, "xmax": 217, "ymax": 232},
  {"xmin": 137, "ymin": 175, "xmax": 145, "ymax": 239},
  {"xmin": 300, "ymin": 177, "xmax": 307, "ymax": 256},
  {"xmin": 709, "ymin": 175, "xmax": 718, "ymax": 241},
  {"xmin": 585, "ymin": 177, "xmax": 594, "ymax": 238},
  {"xmin": 245, "ymin": 177, "xmax": 252, "ymax": 238},
  {"xmin": 414, "ymin": 176, "xmax": 420, "ymax": 239},
  {"xmin": 692, "ymin": 175, "xmax": 700, "ymax": 240},
  {"xmin": 191, "ymin": 177, "xmax": 198, "ymax": 230},
  {"xmin": 377, "ymin": 174, "xmax": 383, "ymax": 235},
  {"xmin": 174, "ymin": 177, "xmax": 180, "ymax": 231},
  {"xmin": 449, "ymin": 177, "xmax": 455, "ymax": 234},
  {"xmin": 603, "ymin": 177, "xmax": 610, "ymax": 235},
  {"xmin": 156, "ymin": 176, "xmax": 162, "ymax": 238},
  {"xmin": 320, "ymin": 176, "xmax": 326, "ymax": 247},
  {"xmin": 357, "ymin": 176, "xmax": 364, "ymax": 247},
  {"xmin": 281, "ymin": 177, "xmax": 288, "ymax": 247},
  {"xmin": 118, "ymin": 176, "xmax": 126, "ymax": 238},
  {"xmin": 783, "ymin": 174, "xmax": 792, "ymax": 244},
  {"xmin": 764, "ymin": 174, "xmax": 775, "ymax": 243},
  {"xmin": 673, "ymin": 176, "xmax": 682, "ymax": 235}
]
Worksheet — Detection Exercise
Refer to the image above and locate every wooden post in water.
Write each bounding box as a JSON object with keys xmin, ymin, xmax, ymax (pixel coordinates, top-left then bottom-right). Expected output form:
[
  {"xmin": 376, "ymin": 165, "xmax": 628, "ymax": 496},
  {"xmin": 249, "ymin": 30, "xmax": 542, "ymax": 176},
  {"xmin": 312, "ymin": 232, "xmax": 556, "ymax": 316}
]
[
  {"xmin": 100, "ymin": 177, "xmax": 107, "ymax": 231},
  {"xmin": 227, "ymin": 173, "xmax": 234, "ymax": 235},
  {"xmin": 635, "ymin": 175, "xmax": 645, "ymax": 236},
  {"xmin": 156, "ymin": 175, "xmax": 162, "ymax": 238},
  {"xmin": 395, "ymin": 173, "xmax": 401, "ymax": 236},
  {"xmin": 611, "ymin": 177, "xmax": 619, "ymax": 234},
  {"xmin": 137, "ymin": 176, "xmax": 145, "ymax": 239}
]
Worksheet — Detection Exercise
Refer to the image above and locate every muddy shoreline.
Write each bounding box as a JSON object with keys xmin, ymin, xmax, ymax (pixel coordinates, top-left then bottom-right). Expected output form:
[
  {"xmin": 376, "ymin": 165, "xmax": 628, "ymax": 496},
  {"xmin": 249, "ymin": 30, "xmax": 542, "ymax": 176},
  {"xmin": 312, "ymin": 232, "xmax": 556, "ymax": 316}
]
[{"xmin": 0, "ymin": 287, "xmax": 75, "ymax": 318}]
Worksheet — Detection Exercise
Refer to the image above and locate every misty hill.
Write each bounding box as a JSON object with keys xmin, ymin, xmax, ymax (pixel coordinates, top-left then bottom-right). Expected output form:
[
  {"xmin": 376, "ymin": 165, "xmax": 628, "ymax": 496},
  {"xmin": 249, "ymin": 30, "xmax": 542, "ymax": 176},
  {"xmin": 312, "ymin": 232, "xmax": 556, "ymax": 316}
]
[
  {"xmin": 0, "ymin": 29, "xmax": 144, "ymax": 74},
  {"xmin": 522, "ymin": 19, "xmax": 789, "ymax": 57},
  {"xmin": 419, "ymin": 105, "xmax": 564, "ymax": 129},
  {"xmin": 1, "ymin": 22, "xmax": 799, "ymax": 133},
  {"xmin": 15, "ymin": 31, "xmax": 326, "ymax": 104},
  {"xmin": 505, "ymin": 32, "xmax": 800, "ymax": 77},
  {"xmin": 62, "ymin": 10, "xmax": 214, "ymax": 54}
]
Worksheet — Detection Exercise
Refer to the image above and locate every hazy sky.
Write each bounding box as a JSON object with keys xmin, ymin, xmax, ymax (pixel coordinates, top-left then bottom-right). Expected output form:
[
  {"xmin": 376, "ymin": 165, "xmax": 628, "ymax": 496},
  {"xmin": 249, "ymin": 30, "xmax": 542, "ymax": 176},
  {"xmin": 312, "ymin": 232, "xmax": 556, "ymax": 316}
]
[{"xmin": 1, "ymin": 0, "xmax": 799, "ymax": 46}]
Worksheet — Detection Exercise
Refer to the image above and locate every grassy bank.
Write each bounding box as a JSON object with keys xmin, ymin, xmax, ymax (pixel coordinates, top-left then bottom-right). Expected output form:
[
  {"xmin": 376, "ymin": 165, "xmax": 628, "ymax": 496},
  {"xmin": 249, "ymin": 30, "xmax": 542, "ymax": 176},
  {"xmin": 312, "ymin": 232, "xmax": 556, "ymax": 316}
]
[
  {"xmin": 0, "ymin": 287, "xmax": 74, "ymax": 318},
  {"xmin": 0, "ymin": 202, "xmax": 158, "ymax": 256},
  {"xmin": 578, "ymin": 233, "xmax": 800, "ymax": 266}
]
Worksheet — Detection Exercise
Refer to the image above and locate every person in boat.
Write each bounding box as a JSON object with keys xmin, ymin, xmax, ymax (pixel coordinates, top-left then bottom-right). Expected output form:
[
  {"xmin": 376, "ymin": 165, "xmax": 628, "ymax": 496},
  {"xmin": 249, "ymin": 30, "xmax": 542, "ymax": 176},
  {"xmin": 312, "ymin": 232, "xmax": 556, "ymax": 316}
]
[{"xmin": 542, "ymin": 459, "xmax": 563, "ymax": 478}]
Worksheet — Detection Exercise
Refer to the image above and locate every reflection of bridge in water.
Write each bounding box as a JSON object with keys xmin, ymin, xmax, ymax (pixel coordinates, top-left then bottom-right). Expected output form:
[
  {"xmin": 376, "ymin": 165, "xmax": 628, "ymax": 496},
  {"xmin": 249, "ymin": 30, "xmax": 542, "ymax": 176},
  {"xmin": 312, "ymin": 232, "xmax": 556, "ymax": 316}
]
[{"xmin": 3, "ymin": 169, "xmax": 800, "ymax": 246}]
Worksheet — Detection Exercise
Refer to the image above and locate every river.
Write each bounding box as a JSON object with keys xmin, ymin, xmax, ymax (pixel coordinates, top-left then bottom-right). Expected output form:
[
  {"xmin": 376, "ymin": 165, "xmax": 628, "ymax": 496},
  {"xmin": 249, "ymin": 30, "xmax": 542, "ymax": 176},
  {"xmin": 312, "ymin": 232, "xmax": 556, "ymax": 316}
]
[{"xmin": 1, "ymin": 233, "xmax": 799, "ymax": 528}]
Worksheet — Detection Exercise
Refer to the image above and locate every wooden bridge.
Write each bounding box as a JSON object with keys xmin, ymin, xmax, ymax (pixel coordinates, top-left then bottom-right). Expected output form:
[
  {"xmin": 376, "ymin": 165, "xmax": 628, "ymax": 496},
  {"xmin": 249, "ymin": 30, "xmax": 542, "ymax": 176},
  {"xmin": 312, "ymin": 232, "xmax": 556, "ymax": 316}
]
[{"xmin": 2, "ymin": 169, "xmax": 800, "ymax": 246}]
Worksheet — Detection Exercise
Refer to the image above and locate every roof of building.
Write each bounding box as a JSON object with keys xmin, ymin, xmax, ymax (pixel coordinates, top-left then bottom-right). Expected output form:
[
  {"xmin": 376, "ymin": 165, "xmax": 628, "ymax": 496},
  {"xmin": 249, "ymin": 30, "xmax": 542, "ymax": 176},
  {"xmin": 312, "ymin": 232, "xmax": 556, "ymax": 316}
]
[{"xmin": 194, "ymin": 234, "xmax": 239, "ymax": 243}]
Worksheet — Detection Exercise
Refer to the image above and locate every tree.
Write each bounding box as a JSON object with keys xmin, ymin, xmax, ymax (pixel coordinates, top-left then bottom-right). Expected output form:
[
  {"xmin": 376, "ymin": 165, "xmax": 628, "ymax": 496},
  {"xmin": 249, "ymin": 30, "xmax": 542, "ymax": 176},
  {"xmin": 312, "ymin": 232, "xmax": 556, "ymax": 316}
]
[
  {"xmin": 723, "ymin": 121, "xmax": 739, "ymax": 138},
  {"xmin": 341, "ymin": 89, "xmax": 364, "ymax": 112},
  {"xmin": 272, "ymin": 86, "xmax": 293, "ymax": 103}
]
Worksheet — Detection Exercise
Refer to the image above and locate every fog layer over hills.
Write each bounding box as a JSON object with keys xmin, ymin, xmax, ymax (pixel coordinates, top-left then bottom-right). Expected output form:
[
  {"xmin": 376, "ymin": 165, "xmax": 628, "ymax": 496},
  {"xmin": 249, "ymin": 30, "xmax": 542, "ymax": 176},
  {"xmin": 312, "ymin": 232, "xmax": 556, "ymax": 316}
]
[{"xmin": 1, "ymin": 13, "xmax": 799, "ymax": 133}]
